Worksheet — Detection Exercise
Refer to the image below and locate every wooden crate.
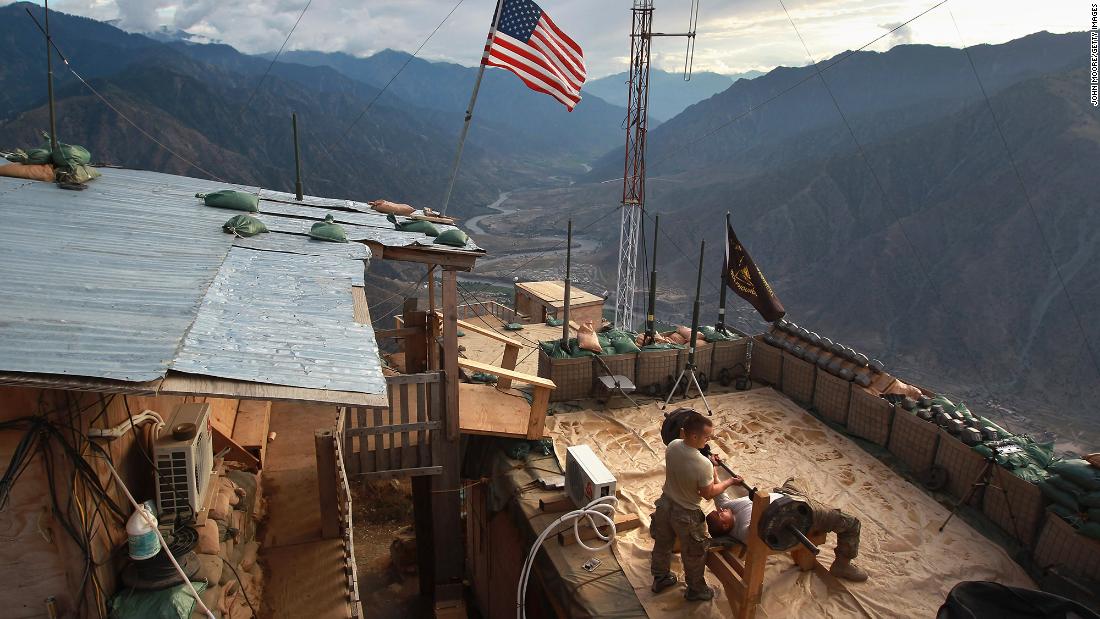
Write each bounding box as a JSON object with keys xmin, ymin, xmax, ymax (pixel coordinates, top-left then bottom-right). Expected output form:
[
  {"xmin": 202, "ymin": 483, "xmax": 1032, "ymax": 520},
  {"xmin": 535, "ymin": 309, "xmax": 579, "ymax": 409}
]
[
  {"xmin": 1034, "ymin": 512, "xmax": 1100, "ymax": 583},
  {"xmin": 982, "ymin": 467, "xmax": 1046, "ymax": 549},
  {"xmin": 813, "ymin": 371, "xmax": 851, "ymax": 426},
  {"xmin": 749, "ymin": 338, "xmax": 782, "ymax": 386},
  {"xmin": 711, "ymin": 338, "xmax": 749, "ymax": 378},
  {"xmin": 636, "ymin": 348, "xmax": 682, "ymax": 393},
  {"xmin": 780, "ymin": 352, "xmax": 815, "ymax": 407},
  {"xmin": 847, "ymin": 389, "xmax": 894, "ymax": 447},
  {"xmin": 538, "ymin": 352, "xmax": 593, "ymax": 402},
  {"xmin": 934, "ymin": 430, "xmax": 988, "ymax": 506},
  {"xmin": 887, "ymin": 409, "xmax": 941, "ymax": 478}
]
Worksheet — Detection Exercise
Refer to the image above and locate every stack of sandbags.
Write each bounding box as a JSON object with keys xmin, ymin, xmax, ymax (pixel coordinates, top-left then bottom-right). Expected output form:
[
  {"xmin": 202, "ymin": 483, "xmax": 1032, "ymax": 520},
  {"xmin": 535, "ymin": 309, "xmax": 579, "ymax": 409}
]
[
  {"xmin": 1039, "ymin": 458, "xmax": 1100, "ymax": 541},
  {"xmin": 191, "ymin": 464, "xmax": 265, "ymax": 618}
]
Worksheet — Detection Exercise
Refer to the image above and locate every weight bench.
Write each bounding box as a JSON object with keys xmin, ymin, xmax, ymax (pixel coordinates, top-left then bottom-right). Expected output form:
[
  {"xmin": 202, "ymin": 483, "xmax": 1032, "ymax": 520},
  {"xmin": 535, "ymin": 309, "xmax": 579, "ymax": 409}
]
[{"xmin": 705, "ymin": 492, "xmax": 826, "ymax": 619}]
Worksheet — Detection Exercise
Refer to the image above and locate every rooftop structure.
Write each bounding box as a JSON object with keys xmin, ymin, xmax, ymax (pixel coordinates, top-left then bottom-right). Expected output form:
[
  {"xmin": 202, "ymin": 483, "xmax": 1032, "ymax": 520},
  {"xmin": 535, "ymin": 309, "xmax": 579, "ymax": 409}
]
[{"xmin": 514, "ymin": 280, "xmax": 605, "ymax": 326}]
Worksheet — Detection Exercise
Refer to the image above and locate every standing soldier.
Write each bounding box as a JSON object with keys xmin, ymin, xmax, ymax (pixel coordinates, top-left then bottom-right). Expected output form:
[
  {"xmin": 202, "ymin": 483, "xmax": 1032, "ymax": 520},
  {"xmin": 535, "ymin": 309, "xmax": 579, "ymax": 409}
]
[{"xmin": 650, "ymin": 410, "xmax": 741, "ymax": 601}]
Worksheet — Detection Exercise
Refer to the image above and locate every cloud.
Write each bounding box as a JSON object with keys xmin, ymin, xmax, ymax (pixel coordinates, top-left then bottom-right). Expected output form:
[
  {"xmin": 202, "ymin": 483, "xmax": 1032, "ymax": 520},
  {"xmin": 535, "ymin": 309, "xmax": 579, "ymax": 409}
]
[
  {"xmin": 879, "ymin": 21, "xmax": 912, "ymax": 46},
  {"xmin": 11, "ymin": 0, "xmax": 1084, "ymax": 78}
]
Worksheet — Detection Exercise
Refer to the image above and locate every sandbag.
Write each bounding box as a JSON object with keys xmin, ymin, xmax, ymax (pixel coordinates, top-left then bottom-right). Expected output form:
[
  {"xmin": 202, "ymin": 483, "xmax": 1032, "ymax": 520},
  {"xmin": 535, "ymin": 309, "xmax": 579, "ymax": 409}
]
[
  {"xmin": 56, "ymin": 163, "xmax": 100, "ymax": 185},
  {"xmin": 577, "ymin": 322, "xmax": 603, "ymax": 354},
  {"xmin": 1039, "ymin": 478, "xmax": 1080, "ymax": 511},
  {"xmin": 699, "ymin": 325, "xmax": 736, "ymax": 342},
  {"xmin": 197, "ymin": 519, "xmax": 220, "ymax": 555},
  {"xmin": 1048, "ymin": 504, "xmax": 1084, "ymax": 527},
  {"xmin": 386, "ymin": 213, "xmax": 439, "ymax": 236},
  {"xmin": 546, "ymin": 318, "xmax": 563, "ymax": 327},
  {"xmin": 1081, "ymin": 522, "xmax": 1100, "ymax": 541},
  {"xmin": 1050, "ymin": 459, "xmax": 1100, "ymax": 491},
  {"xmin": 5, "ymin": 147, "xmax": 52, "ymax": 164},
  {"xmin": 0, "ymin": 162, "xmax": 55, "ymax": 182},
  {"xmin": 197, "ymin": 190, "xmax": 259, "ymax": 212},
  {"xmin": 504, "ymin": 322, "xmax": 524, "ymax": 331},
  {"xmin": 434, "ymin": 228, "xmax": 468, "ymax": 247},
  {"xmin": 52, "ymin": 142, "xmax": 91, "ymax": 167},
  {"xmin": 1084, "ymin": 492, "xmax": 1100, "ymax": 509},
  {"xmin": 611, "ymin": 335, "xmax": 640, "ymax": 354},
  {"xmin": 222, "ymin": 214, "xmax": 268, "ymax": 237},
  {"xmin": 309, "ymin": 214, "xmax": 348, "ymax": 243},
  {"xmin": 369, "ymin": 199, "xmax": 415, "ymax": 216},
  {"xmin": 1089, "ymin": 508, "xmax": 1100, "ymax": 522},
  {"xmin": 108, "ymin": 581, "xmax": 207, "ymax": 619}
]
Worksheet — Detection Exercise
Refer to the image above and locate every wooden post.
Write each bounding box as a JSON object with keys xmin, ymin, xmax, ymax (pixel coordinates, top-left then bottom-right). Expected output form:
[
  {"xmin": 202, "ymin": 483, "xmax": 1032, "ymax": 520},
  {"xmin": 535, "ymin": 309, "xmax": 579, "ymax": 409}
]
[
  {"xmin": 441, "ymin": 270, "xmax": 460, "ymax": 440},
  {"xmin": 431, "ymin": 268, "xmax": 465, "ymax": 614},
  {"xmin": 411, "ymin": 475, "xmax": 435, "ymax": 597},
  {"xmin": 427, "ymin": 267, "xmax": 438, "ymax": 370},
  {"xmin": 315, "ymin": 430, "xmax": 340, "ymax": 540},
  {"xmin": 402, "ymin": 298, "xmax": 428, "ymax": 373}
]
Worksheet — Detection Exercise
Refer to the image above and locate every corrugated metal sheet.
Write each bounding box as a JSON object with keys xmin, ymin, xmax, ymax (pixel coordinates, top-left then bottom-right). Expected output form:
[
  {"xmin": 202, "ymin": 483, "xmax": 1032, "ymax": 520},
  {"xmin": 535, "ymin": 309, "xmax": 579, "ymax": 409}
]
[
  {"xmin": 0, "ymin": 166, "xmax": 455, "ymax": 393},
  {"xmin": 0, "ymin": 171, "xmax": 235, "ymax": 381},
  {"xmin": 171, "ymin": 247, "xmax": 384, "ymax": 394}
]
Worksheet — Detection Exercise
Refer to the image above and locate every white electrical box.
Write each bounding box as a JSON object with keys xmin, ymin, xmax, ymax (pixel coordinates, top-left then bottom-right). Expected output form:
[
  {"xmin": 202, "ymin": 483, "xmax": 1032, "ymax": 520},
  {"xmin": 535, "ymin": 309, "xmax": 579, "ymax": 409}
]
[
  {"xmin": 154, "ymin": 403, "xmax": 214, "ymax": 517},
  {"xmin": 565, "ymin": 445, "xmax": 617, "ymax": 508}
]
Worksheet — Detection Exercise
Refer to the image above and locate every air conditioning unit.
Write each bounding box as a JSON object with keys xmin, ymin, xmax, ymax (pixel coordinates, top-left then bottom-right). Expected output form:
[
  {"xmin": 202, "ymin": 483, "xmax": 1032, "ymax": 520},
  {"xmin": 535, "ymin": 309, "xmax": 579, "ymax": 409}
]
[
  {"xmin": 154, "ymin": 403, "xmax": 214, "ymax": 517},
  {"xmin": 565, "ymin": 445, "xmax": 616, "ymax": 508}
]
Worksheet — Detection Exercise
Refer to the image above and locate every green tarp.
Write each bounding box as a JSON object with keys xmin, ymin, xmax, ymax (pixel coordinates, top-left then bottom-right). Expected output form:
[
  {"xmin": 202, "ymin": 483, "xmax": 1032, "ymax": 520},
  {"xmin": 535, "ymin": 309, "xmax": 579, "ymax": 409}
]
[{"xmin": 108, "ymin": 582, "xmax": 207, "ymax": 619}]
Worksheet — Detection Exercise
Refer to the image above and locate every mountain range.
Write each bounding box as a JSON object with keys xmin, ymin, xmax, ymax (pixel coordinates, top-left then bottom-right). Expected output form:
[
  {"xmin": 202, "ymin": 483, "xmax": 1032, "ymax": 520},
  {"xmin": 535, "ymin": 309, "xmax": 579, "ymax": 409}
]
[
  {"xmin": 1, "ymin": 3, "xmax": 1096, "ymax": 444},
  {"xmin": 498, "ymin": 31, "xmax": 1098, "ymax": 444},
  {"xmin": 0, "ymin": 2, "xmax": 629, "ymax": 215},
  {"xmin": 583, "ymin": 68, "xmax": 763, "ymax": 121}
]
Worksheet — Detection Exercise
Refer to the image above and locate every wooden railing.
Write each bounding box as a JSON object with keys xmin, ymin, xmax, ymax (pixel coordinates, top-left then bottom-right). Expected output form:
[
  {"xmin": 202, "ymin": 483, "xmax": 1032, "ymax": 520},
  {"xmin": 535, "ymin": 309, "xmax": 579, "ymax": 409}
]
[
  {"xmin": 340, "ymin": 373, "xmax": 444, "ymax": 479},
  {"xmin": 455, "ymin": 299, "xmax": 519, "ymax": 322},
  {"xmin": 315, "ymin": 409, "xmax": 363, "ymax": 617}
]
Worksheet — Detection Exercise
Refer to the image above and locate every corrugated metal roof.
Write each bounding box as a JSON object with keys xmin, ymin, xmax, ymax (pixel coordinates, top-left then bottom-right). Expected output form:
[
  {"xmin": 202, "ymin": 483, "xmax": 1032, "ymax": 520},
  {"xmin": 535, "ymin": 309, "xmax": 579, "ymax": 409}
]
[
  {"xmin": 0, "ymin": 167, "xmax": 467, "ymax": 394},
  {"xmin": 0, "ymin": 170, "xmax": 235, "ymax": 381},
  {"xmin": 170, "ymin": 247, "xmax": 384, "ymax": 394}
]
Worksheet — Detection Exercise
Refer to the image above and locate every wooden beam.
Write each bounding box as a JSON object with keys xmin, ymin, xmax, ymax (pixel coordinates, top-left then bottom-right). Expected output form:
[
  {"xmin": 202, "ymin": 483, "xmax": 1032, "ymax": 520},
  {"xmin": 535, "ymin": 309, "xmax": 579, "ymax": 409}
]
[
  {"xmin": 375, "ymin": 327, "xmax": 424, "ymax": 339},
  {"xmin": 160, "ymin": 371, "xmax": 388, "ymax": 407},
  {"xmin": 351, "ymin": 286, "xmax": 372, "ymax": 325},
  {"xmin": 316, "ymin": 430, "xmax": 341, "ymax": 540},
  {"xmin": 427, "ymin": 267, "xmax": 438, "ymax": 371},
  {"xmin": 374, "ymin": 244, "xmax": 479, "ymax": 270},
  {"xmin": 557, "ymin": 513, "xmax": 640, "ymax": 546},
  {"xmin": 442, "ymin": 271, "xmax": 460, "ymax": 440},
  {"xmin": 431, "ymin": 310, "xmax": 524, "ymax": 348},
  {"xmin": 497, "ymin": 343, "xmax": 520, "ymax": 391},
  {"xmin": 456, "ymin": 358, "xmax": 555, "ymax": 389},
  {"xmin": 211, "ymin": 425, "xmax": 260, "ymax": 471}
]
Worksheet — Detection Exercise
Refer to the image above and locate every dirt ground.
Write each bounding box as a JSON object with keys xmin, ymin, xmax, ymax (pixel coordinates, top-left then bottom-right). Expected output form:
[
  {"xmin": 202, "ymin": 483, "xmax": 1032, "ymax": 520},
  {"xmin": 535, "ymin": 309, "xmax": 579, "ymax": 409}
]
[{"xmin": 352, "ymin": 479, "xmax": 433, "ymax": 619}]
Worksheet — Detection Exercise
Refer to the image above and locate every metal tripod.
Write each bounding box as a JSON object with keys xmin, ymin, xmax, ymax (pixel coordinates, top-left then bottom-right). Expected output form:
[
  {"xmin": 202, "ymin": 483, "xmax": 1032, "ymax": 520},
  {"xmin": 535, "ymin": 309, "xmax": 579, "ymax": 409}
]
[
  {"xmin": 660, "ymin": 239, "xmax": 712, "ymax": 415},
  {"xmin": 938, "ymin": 456, "xmax": 1020, "ymax": 538}
]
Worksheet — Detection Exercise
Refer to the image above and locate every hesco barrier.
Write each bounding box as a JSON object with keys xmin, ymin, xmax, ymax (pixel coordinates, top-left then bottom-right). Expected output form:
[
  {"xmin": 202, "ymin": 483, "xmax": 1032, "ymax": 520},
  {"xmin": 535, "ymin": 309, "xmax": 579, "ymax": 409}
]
[
  {"xmin": 749, "ymin": 337, "xmax": 782, "ymax": 385},
  {"xmin": 538, "ymin": 351, "xmax": 593, "ymax": 402},
  {"xmin": 934, "ymin": 430, "xmax": 989, "ymax": 506},
  {"xmin": 1034, "ymin": 512, "xmax": 1100, "ymax": 582},
  {"xmin": 813, "ymin": 372, "xmax": 851, "ymax": 426},
  {"xmin": 636, "ymin": 348, "xmax": 682, "ymax": 393},
  {"xmin": 712, "ymin": 338, "xmax": 749, "ymax": 380},
  {"xmin": 780, "ymin": 352, "xmax": 815, "ymax": 407},
  {"xmin": 983, "ymin": 467, "xmax": 1045, "ymax": 548},
  {"xmin": 691, "ymin": 342, "xmax": 713, "ymax": 382},
  {"xmin": 594, "ymin": 352, "xmax": 637, "ymax": 388},
  {"xmin": 888, "ymin": 409, "xmax": 942, "ymax": 478},
  {"xmin": 846, "ymin": 389, "xmax": 894, "ymax": 447}
]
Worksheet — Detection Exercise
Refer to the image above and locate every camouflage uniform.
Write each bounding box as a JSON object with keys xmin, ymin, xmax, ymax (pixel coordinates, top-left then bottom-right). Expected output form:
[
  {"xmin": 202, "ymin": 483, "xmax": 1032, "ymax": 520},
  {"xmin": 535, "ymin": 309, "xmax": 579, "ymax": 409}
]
[
  {"xmin": 776, "ymin": 477, "xmax": 861, "ymax": 559},
  {"xmin": 650, "ymin": 495, "xmax": 710, "ymax": 594}
]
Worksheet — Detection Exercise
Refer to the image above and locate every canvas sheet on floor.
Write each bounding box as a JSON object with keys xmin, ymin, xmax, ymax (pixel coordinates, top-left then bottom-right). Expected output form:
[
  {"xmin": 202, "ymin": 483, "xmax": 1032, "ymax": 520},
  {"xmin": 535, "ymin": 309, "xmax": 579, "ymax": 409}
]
[{"xmin": 546, "ymin": 388, "xmax": 1033, "ymax": 618}]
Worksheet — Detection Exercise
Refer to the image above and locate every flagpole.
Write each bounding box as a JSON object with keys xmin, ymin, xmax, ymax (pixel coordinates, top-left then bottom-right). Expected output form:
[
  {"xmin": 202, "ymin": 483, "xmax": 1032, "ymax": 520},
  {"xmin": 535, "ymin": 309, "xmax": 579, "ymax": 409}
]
[
  {"xmin": 716, "ymin": 211, "xmax": 729, "ymax": 332},
  {"xmin": 441, "ymin": 0, "xmax": 505, "ymax": 216}
]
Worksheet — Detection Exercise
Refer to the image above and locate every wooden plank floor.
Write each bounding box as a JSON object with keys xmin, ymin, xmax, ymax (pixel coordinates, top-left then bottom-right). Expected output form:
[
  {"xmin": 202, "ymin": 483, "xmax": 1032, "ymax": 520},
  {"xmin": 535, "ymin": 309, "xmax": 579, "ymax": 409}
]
[{"xmin": 259, "ymin": 401, "xmax": 351, "ymax": 618}]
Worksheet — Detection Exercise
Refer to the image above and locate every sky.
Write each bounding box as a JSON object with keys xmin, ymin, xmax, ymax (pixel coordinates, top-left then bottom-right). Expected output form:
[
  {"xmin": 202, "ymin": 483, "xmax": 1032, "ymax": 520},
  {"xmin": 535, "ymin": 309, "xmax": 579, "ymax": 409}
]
[{"xmin": 12, "ymin": 0, "xmax": 1084, "ymax": 78}]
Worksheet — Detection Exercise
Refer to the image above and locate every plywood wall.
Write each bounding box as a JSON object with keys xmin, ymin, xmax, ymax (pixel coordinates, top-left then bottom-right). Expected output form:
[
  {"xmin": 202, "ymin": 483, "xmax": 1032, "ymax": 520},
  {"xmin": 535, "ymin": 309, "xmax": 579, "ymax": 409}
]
[{"xmin": 0, "ymin": 386, "xmax": 220, "ymax": 618}]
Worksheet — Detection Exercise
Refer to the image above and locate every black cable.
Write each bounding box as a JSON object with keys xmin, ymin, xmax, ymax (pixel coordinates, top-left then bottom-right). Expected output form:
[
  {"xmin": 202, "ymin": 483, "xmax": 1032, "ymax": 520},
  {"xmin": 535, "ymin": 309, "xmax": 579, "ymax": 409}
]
[
  {"xmin": 220, "ymin": 556, "xmax": 259, "ymax": 617},
  {"xmin": 947, "ymin": 9, "xmax": 1100, "ymax": 388},
  {"xmin": 340, "ymin": 0, "xmax": 467, "ymax": 138},
  {"xmin": 599, "ymin": 0, "xmax": 950, "ymax": 178},
  {"xmin": 240, "ymin": 0, "xmax": 315, "ymax": 114},
  {"xmin": 774, "ymin": 0, "xmax": 1013, "ymax": 421}
]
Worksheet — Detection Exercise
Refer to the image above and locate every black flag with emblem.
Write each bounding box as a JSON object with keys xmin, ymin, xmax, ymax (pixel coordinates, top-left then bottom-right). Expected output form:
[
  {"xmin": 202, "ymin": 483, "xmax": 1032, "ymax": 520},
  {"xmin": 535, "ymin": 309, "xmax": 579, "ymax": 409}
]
[{"xmin": 724, "ymin": 222, "xmax": 785, "ymax": 322}]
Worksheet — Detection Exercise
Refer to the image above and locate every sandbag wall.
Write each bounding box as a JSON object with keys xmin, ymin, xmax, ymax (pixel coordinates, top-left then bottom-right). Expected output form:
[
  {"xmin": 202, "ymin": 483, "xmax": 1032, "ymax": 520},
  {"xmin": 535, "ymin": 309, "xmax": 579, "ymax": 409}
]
[
  {"xmin": 748, "ymin": 320, "xmax": 1100, "ymax": 587},
  {"xmin": 188, "ymin": 464, "xmax": 266, "ymax": 619},
  {"xmin": 538, "ymin": 336, "xmax": 749, "ymax": 401}
]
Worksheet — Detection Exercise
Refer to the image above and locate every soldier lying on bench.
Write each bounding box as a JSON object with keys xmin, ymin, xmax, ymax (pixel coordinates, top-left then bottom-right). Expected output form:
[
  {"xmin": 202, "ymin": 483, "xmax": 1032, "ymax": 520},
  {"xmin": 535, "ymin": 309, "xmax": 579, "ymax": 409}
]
[{"xmin": 706, "ymin": 477, "xmax": 869, "ymax": 582}]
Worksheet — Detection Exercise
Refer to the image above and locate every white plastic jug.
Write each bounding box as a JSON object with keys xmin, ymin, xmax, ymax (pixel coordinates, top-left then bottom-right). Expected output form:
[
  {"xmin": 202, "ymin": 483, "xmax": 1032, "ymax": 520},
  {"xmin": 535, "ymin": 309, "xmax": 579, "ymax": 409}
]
[{"xmin": 126, "ymin": 502, "xmax": 160, "ymax": 560}]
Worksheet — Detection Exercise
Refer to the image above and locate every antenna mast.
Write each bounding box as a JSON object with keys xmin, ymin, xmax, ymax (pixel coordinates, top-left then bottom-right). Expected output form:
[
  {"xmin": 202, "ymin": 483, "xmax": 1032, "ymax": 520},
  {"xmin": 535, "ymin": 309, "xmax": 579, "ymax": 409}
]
[{"xmin": 613, "ymin": 0, "xmax": 699, "ymax": 330}]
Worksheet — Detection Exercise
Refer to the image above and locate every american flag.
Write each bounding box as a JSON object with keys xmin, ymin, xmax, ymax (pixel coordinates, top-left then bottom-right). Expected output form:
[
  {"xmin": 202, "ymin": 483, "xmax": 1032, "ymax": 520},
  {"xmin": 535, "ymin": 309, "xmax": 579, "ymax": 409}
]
[{"xmin": 484, "ymin": 0, "xmax": 587, "ymax": 111}]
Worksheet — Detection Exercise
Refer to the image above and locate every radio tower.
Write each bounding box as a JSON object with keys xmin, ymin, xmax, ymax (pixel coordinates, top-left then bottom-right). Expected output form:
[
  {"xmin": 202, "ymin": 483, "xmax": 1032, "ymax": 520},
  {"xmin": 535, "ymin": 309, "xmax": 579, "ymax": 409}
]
[
  {"xmin": 613, "ymin": 0, "xmax": 698, "ymax": 330},
  {"xmin": 613, "ymin": 1, "xmax": 654, "ymax": 331}
]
